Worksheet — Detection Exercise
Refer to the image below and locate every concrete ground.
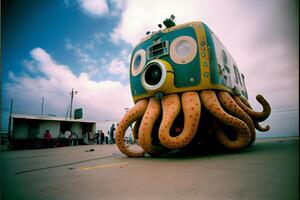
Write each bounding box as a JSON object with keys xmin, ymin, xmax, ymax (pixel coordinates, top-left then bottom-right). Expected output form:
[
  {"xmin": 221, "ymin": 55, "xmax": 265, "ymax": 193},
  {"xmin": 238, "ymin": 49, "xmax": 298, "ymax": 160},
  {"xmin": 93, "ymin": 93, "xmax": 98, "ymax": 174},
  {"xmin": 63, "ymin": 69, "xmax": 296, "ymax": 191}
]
[{"xmin": 1, "ymin": 137, "xmax": 299, "ymax": 200}]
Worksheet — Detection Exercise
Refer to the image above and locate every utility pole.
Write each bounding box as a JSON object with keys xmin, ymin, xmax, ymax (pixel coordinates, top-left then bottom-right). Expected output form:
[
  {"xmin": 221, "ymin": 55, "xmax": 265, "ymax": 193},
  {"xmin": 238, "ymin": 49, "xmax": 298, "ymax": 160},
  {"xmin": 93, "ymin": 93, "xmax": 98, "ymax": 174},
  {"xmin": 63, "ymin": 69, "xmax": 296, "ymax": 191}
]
[
  {"xmin": 8, "ymin": 99, "xmax": 14, "ymax": 136},
  {"xmin": 69, "ymin": 88, "xmax": 78, "ymax": 119},
  {"xmin": 41, "ymin": 97, "xmax": 44, "ymax": 116}
]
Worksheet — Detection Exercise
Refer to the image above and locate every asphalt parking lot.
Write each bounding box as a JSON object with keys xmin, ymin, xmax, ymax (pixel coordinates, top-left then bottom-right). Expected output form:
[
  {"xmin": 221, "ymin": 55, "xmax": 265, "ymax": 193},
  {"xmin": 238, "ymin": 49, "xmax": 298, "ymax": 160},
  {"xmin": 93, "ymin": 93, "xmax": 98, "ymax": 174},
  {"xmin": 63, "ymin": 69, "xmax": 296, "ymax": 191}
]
[{"xmin": 1, "ymin": 137, "xmax": 299, "ymax": 200}]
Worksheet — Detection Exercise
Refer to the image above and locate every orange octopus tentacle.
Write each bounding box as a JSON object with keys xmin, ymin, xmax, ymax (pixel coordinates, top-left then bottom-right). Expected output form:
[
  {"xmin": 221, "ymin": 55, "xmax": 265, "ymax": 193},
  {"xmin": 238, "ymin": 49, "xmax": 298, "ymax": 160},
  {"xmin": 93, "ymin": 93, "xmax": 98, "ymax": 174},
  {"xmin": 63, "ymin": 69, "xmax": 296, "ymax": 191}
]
[
  {"xmin": 138, "ymin": 97, "xmax": 168, "ymax": 156},
  {"xmin": 218, "ymin": 91, "xmax": 256, "ymax": 145},
  {"xmin": 237, "ymin": 96, "xmax": 270, "ymax": 132},
  {"xmin": 254, "ymin": 121, "xmax": 270, "ymax": 132},
  {"xmin": 239, "ymin": 96, "xmax": 252, "ymax": 108},
  {"xmin": 159, "ymin": 92, "xmax": 201, "ymax": 149},
  {"xmin": 234, "ymin": 95, "xmax": 271, "ymax": 122},
  {"xmin": 200, "ymin": 90, "xmax": 251, "ymax": 150},
  {"xmin": 116, "ymin": 99, "xmax": 148, "ymax": 157}
]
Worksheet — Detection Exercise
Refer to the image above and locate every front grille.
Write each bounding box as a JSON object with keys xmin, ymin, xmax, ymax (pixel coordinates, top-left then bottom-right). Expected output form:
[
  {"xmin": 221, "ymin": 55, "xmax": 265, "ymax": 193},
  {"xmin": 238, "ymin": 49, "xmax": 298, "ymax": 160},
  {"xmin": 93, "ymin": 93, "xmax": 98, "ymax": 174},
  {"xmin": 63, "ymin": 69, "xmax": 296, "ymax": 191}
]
[{"xmin": 147, "ymin": 41, "xmax": 168, "ymax": 59}]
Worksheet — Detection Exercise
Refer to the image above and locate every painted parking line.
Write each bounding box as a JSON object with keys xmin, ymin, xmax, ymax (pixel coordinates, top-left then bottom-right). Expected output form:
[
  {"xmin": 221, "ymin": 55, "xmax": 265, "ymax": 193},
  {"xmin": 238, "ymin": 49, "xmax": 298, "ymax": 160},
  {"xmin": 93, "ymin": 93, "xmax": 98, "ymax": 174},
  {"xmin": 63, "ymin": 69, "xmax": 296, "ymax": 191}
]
[{"xmin": 77, "ymin": 162, "xmax": 128, "ymax": 171}]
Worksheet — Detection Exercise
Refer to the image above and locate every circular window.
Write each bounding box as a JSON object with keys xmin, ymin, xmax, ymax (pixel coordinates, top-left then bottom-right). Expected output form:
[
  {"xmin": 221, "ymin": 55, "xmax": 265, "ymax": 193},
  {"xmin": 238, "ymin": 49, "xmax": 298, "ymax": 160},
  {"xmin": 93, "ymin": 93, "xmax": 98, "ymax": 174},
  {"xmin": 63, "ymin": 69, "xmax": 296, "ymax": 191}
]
[
  {"xmin": 175, "ymin": 40, "xmax": 192, "ymax": 58},
  {"xmin": 131, "ymin": 49, "xmax": 146, "ymax": 76},
  {"xmin": 144, "ymin": 63, "xmax": 162, "ymax": 86},
  {"xmin": 141, "ymin": 60, "xmax": 167, "ymax": 91},
  {"xmin": 170, "ymin": 36, "xmax": 197, "ymax": 64}
]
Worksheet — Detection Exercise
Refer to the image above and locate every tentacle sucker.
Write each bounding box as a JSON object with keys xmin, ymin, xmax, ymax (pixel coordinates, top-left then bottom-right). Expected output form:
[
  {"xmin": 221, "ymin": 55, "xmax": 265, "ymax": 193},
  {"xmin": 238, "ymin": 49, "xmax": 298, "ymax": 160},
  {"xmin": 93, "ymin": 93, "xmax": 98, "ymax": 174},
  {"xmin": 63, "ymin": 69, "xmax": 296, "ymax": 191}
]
[
  {"xmin": 234, "ymin": 95, "xmax": 271, "ymax": 122},
  {"xmin": 116, "ymin": 99, "xmax": 148, "ymax": 157},
  {"xmin": 138, "ymin": 97, "xmax": 168, "ymax": 156},
  {"xmin": 159, "ymin": 92, "xmax": 201, "ymax": 149},
  {"xmin": 200, "ymin": 90, "xmax": 251, "ymax": 150},
  {"xmin": 217, "ymin": 91, "xmax": 256, "ymax": 145}
]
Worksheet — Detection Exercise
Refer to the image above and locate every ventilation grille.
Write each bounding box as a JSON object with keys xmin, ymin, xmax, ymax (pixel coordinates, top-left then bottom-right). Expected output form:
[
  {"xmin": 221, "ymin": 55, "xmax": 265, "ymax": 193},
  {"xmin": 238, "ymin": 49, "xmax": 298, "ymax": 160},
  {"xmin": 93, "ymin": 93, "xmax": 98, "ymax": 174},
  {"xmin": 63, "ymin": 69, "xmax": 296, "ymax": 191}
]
[{"xmin": 147, "ymin": 41, "xmax": 168, "ymax": 59}]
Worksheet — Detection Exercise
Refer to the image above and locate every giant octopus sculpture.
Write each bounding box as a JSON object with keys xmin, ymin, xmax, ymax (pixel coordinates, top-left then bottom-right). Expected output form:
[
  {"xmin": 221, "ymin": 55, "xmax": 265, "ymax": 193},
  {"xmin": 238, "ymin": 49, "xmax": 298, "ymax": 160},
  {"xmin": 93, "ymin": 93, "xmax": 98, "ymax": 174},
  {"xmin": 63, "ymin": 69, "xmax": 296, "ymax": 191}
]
[{"xmin": 116, "ymin": 17, "xmax": 271, "ymax": 157}]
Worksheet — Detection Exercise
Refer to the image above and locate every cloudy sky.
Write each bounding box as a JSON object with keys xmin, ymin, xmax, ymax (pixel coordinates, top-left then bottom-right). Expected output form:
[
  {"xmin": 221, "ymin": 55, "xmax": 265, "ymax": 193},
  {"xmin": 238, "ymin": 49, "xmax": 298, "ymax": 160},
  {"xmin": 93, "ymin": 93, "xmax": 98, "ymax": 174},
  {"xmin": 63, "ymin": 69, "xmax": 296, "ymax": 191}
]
[{"xmin": 1, "ymin": 0, "xmax": 299, "ymax": 137}]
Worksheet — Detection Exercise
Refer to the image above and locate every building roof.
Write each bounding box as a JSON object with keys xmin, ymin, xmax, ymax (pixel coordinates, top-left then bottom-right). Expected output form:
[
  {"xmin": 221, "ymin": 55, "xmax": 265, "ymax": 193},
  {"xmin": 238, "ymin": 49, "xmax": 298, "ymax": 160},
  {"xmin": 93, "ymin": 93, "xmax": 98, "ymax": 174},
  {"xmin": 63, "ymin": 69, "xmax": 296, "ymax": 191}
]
[{"xmin": 12, "ymin": 114, "xmax": 96, "ymax": 124}]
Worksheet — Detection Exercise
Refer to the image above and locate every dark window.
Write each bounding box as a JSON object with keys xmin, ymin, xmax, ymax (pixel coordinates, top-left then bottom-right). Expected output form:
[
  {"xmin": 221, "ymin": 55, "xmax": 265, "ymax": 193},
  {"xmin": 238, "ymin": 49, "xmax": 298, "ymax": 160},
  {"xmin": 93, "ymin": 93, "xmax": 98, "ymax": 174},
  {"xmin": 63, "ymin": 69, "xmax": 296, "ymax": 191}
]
[
  {"xmin": 241, "ymin": 73, "xmax": 248, "ymax": 98},
  {"xmin": 233, "ymin": 65, "xmax": 239, "ymax": 84},
  {"xmin": 233, "ymin": 65, "xmax": 242, "ymax": 85},
  {"xmin": 241, "ymin": 73, "xmax": 246, "ymax": 87},
  {"xmin": 222, "ymin": 50, "xmax": 228, "ymax": 65},
  {"xmin": 237, "ymin": 70, "xmax": 242, "ymax": 86}
]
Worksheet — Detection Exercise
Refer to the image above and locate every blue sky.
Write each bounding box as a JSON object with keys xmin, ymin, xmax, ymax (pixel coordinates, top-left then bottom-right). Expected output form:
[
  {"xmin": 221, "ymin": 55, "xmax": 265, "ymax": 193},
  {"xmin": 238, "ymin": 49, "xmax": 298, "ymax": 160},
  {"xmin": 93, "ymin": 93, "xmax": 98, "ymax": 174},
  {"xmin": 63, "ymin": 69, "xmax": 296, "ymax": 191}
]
[{"xmin": 1, "ymin": 0, "xmax": 299, "ymax": 137}]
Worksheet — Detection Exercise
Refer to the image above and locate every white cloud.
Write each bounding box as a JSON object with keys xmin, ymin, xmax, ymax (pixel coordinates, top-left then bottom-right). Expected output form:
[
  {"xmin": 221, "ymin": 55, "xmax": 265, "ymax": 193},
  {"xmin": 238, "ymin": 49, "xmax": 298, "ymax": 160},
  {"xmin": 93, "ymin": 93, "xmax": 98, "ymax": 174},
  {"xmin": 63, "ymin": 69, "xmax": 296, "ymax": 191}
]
[
  {"xmin": 109, "ymin": 0, "xmax": 126, "ymax": 10},
  {"xmin": 109, "ymin": 26, "xmax": 122, "ymax": 45},
  {"xmin": 5, "ymin": 48, "xmax": 133, "ymax": 121},
  {"xmin": 93, "ymin": 32, "xmax": 107, "ymax": 44},
  {"xmin": 109, "ymin": 0, "xmax": 127, "ymax": 16},
  {"xmin": 22, "ymin": 59, "xmax": 37, "ymax": 73},
  {"xmin": 78, "ymin": 0, "xmax": 127, "ymax": 17},
  {"xmin": 65, "ymin": 38, "xmax": 131, "ymax": 80},
  {"xmin": 108, "ymin": 59, "xmax": 128, "ymax": 79},
  {"xmin": 65, "ymin": 38, "xmax": 101, "ymax": 77},
  {"xmin": 120, "ymin": 48, "xmax": 131, "ymax": 63},
  {"xmin": 79, "ymin": 0, "xmax": 109, "ymax": 17},
  {"xmin": 8, "ymin": 71, "xmax": 17, "ymax": 81}
]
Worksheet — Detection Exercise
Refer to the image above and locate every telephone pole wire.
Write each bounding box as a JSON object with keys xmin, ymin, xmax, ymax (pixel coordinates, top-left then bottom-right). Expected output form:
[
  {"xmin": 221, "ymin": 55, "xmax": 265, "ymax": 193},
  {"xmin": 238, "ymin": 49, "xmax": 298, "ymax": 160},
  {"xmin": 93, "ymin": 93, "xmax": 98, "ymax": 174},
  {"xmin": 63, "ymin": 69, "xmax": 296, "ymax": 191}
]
[{"xmin": 69, "ymin": 88, "xmax": 78, "ymax": 119}]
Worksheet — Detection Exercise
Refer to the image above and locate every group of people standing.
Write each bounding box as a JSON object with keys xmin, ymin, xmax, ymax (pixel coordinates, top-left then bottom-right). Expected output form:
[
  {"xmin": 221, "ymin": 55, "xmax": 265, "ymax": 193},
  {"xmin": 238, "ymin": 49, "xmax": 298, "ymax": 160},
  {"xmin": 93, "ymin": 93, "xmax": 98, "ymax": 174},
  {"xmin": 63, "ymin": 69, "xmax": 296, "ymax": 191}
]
[
  {"xmin": 91, "ymin": 130, "xmax": 105, "ymax": 145},
  {"xmin": 88, "ymin": 123, "xmax": 116, "ymax": 145},
  {"xmin": 42, "ymin": 123, "xmax": 117, "ymax": 148},
  {"xmin": 56, "ymin": 130, "xmax": 78, "ymax": 146}
]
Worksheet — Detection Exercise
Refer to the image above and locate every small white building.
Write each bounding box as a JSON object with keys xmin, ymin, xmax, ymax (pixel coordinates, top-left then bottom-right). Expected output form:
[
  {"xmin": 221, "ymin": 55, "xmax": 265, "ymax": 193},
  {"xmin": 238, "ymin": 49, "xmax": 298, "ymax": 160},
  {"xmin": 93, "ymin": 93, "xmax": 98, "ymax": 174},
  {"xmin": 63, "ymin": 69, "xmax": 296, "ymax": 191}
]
[{"xmin": 10, "ymin": 114, "xmax": 96, "ymax": 148}]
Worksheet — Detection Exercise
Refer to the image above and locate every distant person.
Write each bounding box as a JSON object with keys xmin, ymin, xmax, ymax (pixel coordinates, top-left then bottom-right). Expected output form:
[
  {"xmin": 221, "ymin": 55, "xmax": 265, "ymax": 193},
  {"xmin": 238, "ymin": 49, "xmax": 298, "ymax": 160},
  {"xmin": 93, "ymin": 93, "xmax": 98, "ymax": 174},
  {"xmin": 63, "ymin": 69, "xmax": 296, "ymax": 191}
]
[
  {"xmin": 65, "ymin": 130, "xmax": 71, "ymax": 146},
  {"xmin": 100, "ymin": 130, "xmax": 105, "ymax": 145},
  {"xmin": 109, "ymin": 124, "xmax": 116, "ymax": 144},
  {"xmin": 71, "ymin": 132, "xmax": 78, "ymax": 146},
  {"xmin": 43, "ymin": 130, "xmax": 52, "ymax": 148},
  {"xmin": 88, "ymin": 131, "xmax": 94, "ymax": 144},
  {"xmin": 94, "ymin": 131, "xmax": 100, "ymax": 144}
]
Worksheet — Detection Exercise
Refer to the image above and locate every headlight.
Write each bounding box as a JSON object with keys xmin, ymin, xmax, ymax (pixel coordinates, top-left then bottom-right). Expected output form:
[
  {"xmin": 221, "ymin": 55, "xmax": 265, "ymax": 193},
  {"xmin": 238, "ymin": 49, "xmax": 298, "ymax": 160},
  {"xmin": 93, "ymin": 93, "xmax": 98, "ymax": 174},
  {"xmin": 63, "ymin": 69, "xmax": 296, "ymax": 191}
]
[
  {"xmin": 170, "ymin": 36, "xmax": 197, "ymax": 64},
  {"xmin": 131, "ymin": 49, "xmax": 146, "ymax": 76},
  {"xmin": 141, "ymin": 60, "xmax": 167, "ymax": 91}
]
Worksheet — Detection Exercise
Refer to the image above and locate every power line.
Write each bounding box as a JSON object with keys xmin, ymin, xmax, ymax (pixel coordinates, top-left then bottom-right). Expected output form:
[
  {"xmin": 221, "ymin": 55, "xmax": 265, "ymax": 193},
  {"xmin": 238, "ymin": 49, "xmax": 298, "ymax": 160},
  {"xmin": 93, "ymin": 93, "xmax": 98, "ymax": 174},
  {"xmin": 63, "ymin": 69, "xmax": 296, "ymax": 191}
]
[
  {"xmin": 267, "ymin": 117, "xmax": 299, "ymax": 122},
  {"xmin": 272, "ymin": 108, "xmax": 299, "ymax": 113},
  {"xmin": 272, "ymin": 106, "xmax": 298, "ymax": 110}
]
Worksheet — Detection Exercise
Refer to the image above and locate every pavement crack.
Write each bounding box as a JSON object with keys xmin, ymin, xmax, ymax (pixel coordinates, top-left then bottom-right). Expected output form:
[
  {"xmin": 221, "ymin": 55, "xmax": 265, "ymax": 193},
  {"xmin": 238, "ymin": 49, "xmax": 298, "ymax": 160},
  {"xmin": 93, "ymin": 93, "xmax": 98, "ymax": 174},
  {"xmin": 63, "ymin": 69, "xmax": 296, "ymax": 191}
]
[{"xmin": 15, "ymin": 153, "xmax": 122, "ymax": 175}]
